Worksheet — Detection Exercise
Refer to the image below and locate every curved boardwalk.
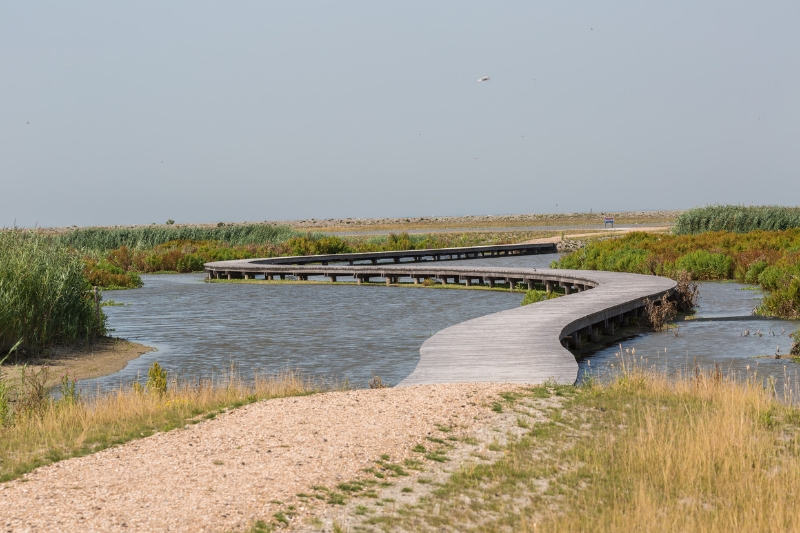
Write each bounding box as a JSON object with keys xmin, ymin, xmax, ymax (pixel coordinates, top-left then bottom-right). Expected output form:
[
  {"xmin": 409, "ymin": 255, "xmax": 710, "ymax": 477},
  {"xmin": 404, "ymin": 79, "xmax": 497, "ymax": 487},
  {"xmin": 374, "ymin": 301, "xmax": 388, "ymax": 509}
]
[{"xmin": 205, "ymin": 255, "xmax": 676, "ymax": 387}]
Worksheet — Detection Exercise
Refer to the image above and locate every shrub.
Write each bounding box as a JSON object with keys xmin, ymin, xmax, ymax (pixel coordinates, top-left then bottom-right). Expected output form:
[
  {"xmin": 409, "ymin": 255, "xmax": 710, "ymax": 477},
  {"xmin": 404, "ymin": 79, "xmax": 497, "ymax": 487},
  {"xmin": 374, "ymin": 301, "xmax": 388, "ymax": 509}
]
[
  {"xmin": 674, "ymin": 271, "xmax": 699, "ymax": 312},
  {"xmin": 791, "ymin": 329, "xmax": 800, "ymax": 356},
  {"xmin": 146, "ymin": 362, "xmax": 168, "ymax": 395},
  {"xmin": 675, "ymin": 251, "xmax": 732, "ymax": 280},
  {"xmin": 759, "ymin": 276, "xmax": 800, "ymax": 320},
  {"xmin": 176, "ymin": 253, "xmax": 205, "ymax": 273},
  {"xmin": 744, "ymin": 260, "xmax": 769, "ymax": 284},
  {"xmin": 521, "ymin": 290, "xmax": 547, "ymax": 306},
  {"xmin": 643, "ymin": 293, "xmax": 677, "ymax": 332},
  {"xmin": 83, "ymin": 259, "xmax": 143, "ymax": 289}
]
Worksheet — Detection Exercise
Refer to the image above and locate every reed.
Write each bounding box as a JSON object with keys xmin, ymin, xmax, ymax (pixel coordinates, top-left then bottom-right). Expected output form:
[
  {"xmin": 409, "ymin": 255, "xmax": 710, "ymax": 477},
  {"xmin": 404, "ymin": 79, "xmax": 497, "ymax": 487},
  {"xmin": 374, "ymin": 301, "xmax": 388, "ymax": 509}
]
[
  {"xmin": 55, "ymin": 223, "xmax": 303, "ymax": 252},
  {"xmin": 0, "ymin": 365, "xmax": 325, "ymax": 482},
  {"xmin": 0, "ymin": 229, "xmax": 104, "ymax": 352},
  {"xmin": 675, "ymin": 205, "xmax": 800, "ymax": 234}
]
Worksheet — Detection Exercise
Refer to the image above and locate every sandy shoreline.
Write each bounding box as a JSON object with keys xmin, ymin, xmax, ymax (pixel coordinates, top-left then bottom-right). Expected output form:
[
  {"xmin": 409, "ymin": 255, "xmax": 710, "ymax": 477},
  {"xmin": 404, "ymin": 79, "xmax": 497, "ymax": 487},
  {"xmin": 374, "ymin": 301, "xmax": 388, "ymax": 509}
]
[{"xmin": 5, "ymin": 337, "xmax": 154, "ymax": 387}]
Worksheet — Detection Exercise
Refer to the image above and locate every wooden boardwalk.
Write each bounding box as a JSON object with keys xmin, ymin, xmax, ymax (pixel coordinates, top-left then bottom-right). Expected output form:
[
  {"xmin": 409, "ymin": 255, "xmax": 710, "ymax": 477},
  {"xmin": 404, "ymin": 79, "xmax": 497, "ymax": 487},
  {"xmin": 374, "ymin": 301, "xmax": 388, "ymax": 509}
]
[{"xmin": 205, "ymin": 255, "xmax": 676, "ymax": 386}]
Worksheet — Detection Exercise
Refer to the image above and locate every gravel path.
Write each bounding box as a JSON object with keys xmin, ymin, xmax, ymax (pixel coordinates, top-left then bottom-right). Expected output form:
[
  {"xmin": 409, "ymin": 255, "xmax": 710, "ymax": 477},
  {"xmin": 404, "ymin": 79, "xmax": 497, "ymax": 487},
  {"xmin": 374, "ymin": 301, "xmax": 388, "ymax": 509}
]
[{"xmin": 0, "ymin": 383, "xmax": 517, "ymax": 533}]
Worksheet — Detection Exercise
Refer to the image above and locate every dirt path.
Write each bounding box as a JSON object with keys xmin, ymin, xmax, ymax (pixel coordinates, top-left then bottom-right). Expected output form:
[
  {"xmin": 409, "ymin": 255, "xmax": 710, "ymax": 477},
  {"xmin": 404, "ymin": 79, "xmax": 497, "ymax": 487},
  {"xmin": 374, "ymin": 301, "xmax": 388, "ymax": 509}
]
[
  {"xmin": 522, "ymin": 225, "xmax": 672, "ymax": 245},
  {"xmin": 0, "ymin": 383, "xmax": 525, "ymax": 533}
]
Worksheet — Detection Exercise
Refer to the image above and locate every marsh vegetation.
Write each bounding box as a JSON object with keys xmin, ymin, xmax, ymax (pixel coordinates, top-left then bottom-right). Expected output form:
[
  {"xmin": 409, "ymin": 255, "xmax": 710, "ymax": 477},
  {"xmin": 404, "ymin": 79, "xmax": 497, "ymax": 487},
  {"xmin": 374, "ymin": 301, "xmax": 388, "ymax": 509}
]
[{"xmin": 555, "ymin": 229, "xmax": 800, "ymax": 319}]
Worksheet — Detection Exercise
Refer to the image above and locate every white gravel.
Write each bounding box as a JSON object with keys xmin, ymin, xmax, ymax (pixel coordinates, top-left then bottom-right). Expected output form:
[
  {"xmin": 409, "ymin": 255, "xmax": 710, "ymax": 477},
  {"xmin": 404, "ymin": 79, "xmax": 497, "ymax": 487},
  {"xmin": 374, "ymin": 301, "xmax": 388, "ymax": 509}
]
[{"xmin": 0, "ymin": 383, "xmax": 519, "ymax": 533}]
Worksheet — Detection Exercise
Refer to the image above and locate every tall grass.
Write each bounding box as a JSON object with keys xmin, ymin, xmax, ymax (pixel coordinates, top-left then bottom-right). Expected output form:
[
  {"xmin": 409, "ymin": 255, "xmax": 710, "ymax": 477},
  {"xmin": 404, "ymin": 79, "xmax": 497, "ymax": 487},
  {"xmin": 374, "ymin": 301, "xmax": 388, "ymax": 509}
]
[
  {"xmin": 56, "ymin": 223, "xmax": 303, "ymax": 252},
  {"xmin": 389, "ymin": 362, "xmax": 800, "ymax": 532},
  {"xmin": 0, "ymin": 229, "xmax": 104, "ymax": 352},
  {"xmin": 0, "ymin": 367, "xmax": 324, "ymax": 482},
  {"xmin": 675, "ymin": 205, "xmax": 800, "ymax": 234}
]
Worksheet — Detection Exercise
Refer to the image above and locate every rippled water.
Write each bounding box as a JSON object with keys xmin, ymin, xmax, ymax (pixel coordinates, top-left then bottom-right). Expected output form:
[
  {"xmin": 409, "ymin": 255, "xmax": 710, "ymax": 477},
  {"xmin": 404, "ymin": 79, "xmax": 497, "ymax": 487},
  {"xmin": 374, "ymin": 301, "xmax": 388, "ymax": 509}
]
[
  {"xmin": 93, "ymin": 254, "xmax": 799, "ymax": 392},
  {"xmin": 578, "ymin": 282, "xmax": 800, "ymax": 389},
  {"xmin": 93, "ymin": 253, "xmax": 557, "ymax": 391}
]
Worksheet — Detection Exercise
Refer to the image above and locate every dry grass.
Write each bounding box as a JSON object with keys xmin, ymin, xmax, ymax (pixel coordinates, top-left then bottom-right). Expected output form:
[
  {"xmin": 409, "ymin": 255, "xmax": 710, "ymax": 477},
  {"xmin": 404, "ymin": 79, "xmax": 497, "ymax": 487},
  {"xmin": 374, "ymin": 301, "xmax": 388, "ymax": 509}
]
[
  {"xmin": 376, "ymin": 362, "xmax": 800, "ymax": 532},
  {"xmin": 0, "ymin": 368, "xmax": 324, "ymax": 482}
]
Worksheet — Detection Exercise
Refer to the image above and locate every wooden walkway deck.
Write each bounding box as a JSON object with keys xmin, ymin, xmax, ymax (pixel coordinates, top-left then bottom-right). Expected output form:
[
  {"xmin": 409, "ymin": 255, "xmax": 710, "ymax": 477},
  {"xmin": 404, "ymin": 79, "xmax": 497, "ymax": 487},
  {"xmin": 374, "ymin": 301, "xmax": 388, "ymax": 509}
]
[{"xmin": 205, "ymin": 255, "xmax": 676, "ymax": 386}]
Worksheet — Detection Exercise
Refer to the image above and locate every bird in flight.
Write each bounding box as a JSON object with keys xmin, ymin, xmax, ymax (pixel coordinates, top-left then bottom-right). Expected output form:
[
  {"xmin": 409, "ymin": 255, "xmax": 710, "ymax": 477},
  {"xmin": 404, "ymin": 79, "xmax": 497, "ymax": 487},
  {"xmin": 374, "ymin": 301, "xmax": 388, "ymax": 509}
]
[{"xmin": 477, "ymin": 76, "xmax": 490, "ymax": 82}]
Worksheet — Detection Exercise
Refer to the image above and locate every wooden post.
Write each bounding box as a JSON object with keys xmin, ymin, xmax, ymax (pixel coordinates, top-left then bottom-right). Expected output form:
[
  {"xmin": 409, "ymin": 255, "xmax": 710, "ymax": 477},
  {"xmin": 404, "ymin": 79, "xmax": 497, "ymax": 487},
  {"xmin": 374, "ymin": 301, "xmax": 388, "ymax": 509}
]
[{"xmin": 572, "ymin": 334, "xmax": 582, "ymax": 349}]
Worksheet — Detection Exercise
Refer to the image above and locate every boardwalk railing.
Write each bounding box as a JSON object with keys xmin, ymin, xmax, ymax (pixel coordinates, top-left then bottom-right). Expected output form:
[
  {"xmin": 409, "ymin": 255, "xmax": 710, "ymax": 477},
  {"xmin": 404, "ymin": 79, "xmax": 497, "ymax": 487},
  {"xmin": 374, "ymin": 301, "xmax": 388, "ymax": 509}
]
[{"xmin": 205, "ymin": 250, "xmax": 676, "ymax": 386}]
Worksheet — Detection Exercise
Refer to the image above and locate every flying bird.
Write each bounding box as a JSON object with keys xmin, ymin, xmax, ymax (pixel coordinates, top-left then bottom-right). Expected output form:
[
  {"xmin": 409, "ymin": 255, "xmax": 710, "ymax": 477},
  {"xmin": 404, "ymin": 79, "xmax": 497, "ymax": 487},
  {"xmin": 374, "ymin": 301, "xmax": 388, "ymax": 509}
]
[{"xmin": 477, "ymin": 76, "xmax": 490, "ymax": 82}]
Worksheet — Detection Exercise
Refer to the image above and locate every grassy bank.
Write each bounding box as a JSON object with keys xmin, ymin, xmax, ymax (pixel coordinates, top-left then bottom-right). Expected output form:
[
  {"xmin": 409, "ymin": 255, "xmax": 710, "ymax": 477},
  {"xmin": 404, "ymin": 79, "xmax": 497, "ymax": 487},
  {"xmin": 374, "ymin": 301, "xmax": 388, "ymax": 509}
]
[
  {"xmin": 0, "ymin": 363, "xmax": 323, "ymax": 482},
  {"xmin": 372, "ymin": 363, "xmax": 800, "ymax": 532},
  {"xmin": 675, "ymin": 205, "xmax": 800, "ymax": 235},
  {"xmin": 81, "ymin": 229, "xmax": 562, "ymax": 286},
  {"xmin": 554, "ymin": 230, "xmax": 800, "ymax": 319},
  {"xmin": 0, "ymin": 230, "xmax": 106, "ymax": 352}
]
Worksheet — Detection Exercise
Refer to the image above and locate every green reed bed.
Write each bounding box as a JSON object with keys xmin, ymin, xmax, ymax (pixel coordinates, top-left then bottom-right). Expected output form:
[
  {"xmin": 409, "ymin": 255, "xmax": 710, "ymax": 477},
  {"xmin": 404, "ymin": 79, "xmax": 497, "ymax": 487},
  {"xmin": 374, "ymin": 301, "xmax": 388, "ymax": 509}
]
[
  {"xmin": 55, "ymin": 223, "xmax": 303, "ymax": 251},
  {"xmin": 675, "ymin": 205, "xmax": 800, "ymax": 235},
  {"xmin": 554, "ymin": 229, "xmax": 800, "ymax": 319},
  {"xmin": 0, "ymin": 230, "xmax": 105, "ymax": 353}
]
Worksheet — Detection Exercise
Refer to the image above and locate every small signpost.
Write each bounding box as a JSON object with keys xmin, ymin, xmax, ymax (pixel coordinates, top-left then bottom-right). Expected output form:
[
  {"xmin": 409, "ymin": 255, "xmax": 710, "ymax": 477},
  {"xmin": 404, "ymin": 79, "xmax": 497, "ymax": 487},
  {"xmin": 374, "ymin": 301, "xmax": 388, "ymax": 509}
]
[{"xmin": 604, "ymin": 217, "xmax": 615, "ymax": 228}]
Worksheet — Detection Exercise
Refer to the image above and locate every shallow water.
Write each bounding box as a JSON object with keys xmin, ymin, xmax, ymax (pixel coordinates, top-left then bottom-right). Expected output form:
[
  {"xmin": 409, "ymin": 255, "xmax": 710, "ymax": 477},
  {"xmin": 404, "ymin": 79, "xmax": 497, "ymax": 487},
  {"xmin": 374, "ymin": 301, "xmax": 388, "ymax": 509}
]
[
  {"xmin": 93, "ymin": 253, "xmax": 558, "ymax": 392},
  {"xmin": 94, "ymin": 255, "xmax": 799, "ymax": 393},
  {"xmin": 578, "ymin": 282, "xmax": 800, "ymax": 393}
]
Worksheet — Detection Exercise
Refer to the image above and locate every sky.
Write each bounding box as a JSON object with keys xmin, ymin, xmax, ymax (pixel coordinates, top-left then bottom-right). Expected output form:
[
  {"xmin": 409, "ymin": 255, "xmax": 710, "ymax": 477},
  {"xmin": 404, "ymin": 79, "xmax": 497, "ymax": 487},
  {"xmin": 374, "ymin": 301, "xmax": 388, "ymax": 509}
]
[{"xmin": 2, "ymin": 1, "xmax": 799, "ymax": 228}]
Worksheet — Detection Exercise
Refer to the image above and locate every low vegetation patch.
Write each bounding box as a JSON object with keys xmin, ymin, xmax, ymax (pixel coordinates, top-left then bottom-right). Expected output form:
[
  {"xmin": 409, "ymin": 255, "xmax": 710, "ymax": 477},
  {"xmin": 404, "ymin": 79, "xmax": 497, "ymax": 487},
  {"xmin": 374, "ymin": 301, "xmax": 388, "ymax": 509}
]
[
  {"xmin": 381, "ymin": 363, "xmax": 800, "ymax": 532},
  {"xmin": 0, "ymin": 362, "xmax": 322, "ymax": 482},
  {"xmin": 554, "ymin": 229, "xmax": 800, "ymax": 319}
]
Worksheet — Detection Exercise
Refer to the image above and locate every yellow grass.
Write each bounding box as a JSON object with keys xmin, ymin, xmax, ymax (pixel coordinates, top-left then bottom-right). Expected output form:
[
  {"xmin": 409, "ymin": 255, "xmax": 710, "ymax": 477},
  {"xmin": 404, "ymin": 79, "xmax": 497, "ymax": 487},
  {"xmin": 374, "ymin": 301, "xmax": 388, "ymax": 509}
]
[
  {"xmin": 384, "ymin": 361, "xmax": 800, "ymax": 532},
  {"xmin": 0, "ymin": 368, "xmax": 325, "ymax": 482}
]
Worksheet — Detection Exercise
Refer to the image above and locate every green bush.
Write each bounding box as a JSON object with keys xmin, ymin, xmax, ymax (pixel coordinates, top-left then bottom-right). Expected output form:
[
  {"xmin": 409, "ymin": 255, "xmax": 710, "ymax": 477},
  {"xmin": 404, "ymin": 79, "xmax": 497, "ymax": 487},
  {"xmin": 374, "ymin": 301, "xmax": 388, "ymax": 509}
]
[
  {"xmin": 83, "ymin": 260, "xmax": 143, "ymax": 289},
  {"xmin": 0, "ymin": 230, "xmax": 104, "ymax": 353},
  {"xmin": 521, "ymin": 290, "xmax": 547, "ymax": 306},
  {"xmin": 758, "ymin": 276, "xmax": 800, "ymax": 320},
  {"xmin": 675, "ymin": 251, "xmax": 732, "ymax": 280},
  {"xmin": 744, "ymin": 260, "xmax": 769, "ymax": 284},
  {"xmin": 146, "ymin": 362, "xmax": 167, "ymax": 395},
  {"xmin": 176, "ymin": 254, "xmax": 205, "ymax": 273},
  {"xmin": 758, "ymin": 266, "xmax": 790, "ymax": 291}
]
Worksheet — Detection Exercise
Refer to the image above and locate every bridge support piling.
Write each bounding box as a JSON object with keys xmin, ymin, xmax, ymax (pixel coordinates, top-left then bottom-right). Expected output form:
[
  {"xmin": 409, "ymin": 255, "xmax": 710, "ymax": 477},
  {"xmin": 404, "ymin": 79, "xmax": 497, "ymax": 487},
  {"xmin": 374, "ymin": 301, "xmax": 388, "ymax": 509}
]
[
  {"xmin": 329, "ymin": 275, "xmax": 337, "ymax": 283},
  {"xmin": 563, "ymin": 283, "xmax": 572, "ymax": 295},
  {"xmin": 545, "ymin": 280, "xmax": 553, "ymax": 292},
  {"xmin": 572, "ymin": 334, "xmax": 582, "ymax": 349},
  {"xmin": 465, "ymin": 278, "xmax": 471, "ymax": 287}
]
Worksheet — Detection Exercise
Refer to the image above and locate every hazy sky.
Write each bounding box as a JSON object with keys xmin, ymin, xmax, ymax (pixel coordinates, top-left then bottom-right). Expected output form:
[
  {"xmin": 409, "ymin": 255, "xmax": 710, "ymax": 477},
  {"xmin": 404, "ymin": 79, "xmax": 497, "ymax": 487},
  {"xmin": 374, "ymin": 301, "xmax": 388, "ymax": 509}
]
[{"xmin": 2, "ymin": 1, "xmax": 798, "ymax": 227}]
